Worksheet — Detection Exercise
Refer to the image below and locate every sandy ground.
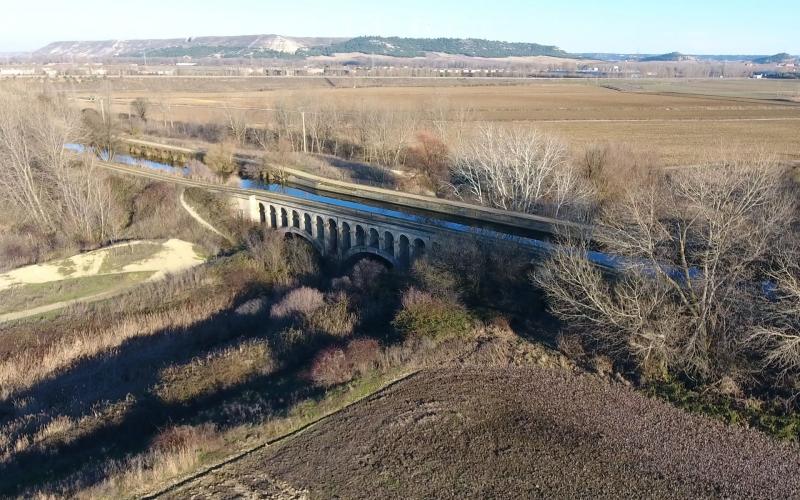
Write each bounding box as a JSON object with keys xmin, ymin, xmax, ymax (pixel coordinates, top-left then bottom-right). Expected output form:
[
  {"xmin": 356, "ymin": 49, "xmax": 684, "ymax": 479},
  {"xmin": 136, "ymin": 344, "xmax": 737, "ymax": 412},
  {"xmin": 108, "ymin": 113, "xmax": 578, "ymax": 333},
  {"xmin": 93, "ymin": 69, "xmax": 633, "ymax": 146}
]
[
  {"xmin": 0, "ymin": 239, "xmax": 202, "ymax": 292},
  {"xmin": 168, "ymin": 367, "xmax": 800, "ymax": 499},
  {"xmin": 0, "ymin": 239, "xmax": 204, "ymax": 322},
  {"xmin": 118, "ymin": 239, "xmax": 204, "ymax": 280}
]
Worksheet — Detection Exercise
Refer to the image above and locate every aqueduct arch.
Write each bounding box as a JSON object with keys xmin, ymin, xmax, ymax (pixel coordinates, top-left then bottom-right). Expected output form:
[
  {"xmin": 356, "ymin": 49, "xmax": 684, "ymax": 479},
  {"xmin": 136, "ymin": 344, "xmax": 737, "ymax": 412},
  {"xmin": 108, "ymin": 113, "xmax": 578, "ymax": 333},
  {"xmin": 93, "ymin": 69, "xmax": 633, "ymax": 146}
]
[{"xmin": 253, "ymin": 199, "xmax": 432, "ymax": 267}]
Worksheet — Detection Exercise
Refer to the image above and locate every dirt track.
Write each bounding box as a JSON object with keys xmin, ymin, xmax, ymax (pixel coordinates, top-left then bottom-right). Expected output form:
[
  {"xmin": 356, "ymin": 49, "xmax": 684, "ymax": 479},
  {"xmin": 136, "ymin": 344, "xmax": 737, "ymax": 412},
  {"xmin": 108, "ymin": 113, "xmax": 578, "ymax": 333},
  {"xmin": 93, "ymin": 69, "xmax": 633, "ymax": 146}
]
[{"xmin": 168, "ymin": 367, "xmax": 800, "ymax": 499}]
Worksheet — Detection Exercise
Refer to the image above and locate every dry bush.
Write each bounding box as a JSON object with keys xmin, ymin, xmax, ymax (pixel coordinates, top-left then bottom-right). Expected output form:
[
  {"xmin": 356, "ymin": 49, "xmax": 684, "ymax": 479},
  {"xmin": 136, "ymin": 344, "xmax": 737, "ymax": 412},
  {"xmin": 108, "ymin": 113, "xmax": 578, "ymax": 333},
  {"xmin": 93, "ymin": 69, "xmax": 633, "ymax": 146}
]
[
  {"xmin": 131, "ymin": 98, "xmax": 150, "ymax": 123},
  {"xmin": 747, "ymin": 250, "xmax": 800, "ymax": 380},
  {"xmin": 151, "ymin": 424, "xmax": 218, "ymax": 454},
  {"xmin": 449, "ymin": 125, "xmax": 596, "ymax": 220},
  {"xmin": 0, "ymin": 89, "xmax": 118, "ymax": 244},
  {"xmin": 304, "ymin": 292, "xmax": 356, "ymax": 338},
  {"xmin": 349, "ymin": 259, "xmax": 389, "ymax": 294},
  {"xmin": 0, "ymin": 267, "xmax": 233, "ymax": 398},
  {"xmin": 154, "ymin": 340, "xmax": 275, "ymax": 403},
  {"xmin": 535, "ymin": 159, "xmax": 799, "ymax": 382},
  {"xmin": 309, "ymin": 338, "xmax": 382, "ymax": 387},
  {"xmin": 270, "ymin": 287, "xmax": 325, "ymax": 320},
  {"xmin": 185, "ymin": 159, "xmax": 219, "ymax": 182},
  {"xmin": 580, "ymin": 142, "xmax": 658, "ymax": 203},
  {"xmin": 309, "ymin": 347, "xmax": 350, "ymax": 387},
  {"xmin": 203, "ymin": 141, "xmax": 237, "ymax": 175},
  {"xmin": 405, "ymin": 131, "xmax": 450, "ymax": 187},
  {"xmin": 84, "ymin": 423, "xmax": 224, "ymax": 498},
  {"xmin": 393, "ymin": 287, "xmax": 472, "ymax": 342},
  {"xmin": 244, "ymin": 228, "xmax": 319, "ymax": 286}
]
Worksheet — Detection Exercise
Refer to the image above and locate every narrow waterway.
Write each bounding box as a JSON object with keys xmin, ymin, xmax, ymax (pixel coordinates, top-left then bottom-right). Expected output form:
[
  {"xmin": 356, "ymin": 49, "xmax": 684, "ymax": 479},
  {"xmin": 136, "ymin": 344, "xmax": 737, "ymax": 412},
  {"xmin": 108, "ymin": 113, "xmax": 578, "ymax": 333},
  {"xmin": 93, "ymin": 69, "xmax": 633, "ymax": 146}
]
[{"xmin": 65, "ymin": 143, "xmax": 619, "ymax": 268}]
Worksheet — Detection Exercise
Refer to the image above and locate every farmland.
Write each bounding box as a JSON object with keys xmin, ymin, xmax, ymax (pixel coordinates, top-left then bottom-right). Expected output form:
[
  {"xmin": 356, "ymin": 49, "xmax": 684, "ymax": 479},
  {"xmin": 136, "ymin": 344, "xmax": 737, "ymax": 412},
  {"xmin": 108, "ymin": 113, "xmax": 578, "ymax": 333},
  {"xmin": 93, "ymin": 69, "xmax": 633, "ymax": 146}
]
[{"xmin": 64, "ymin": 77, "xmax": 800, "ymax": 165}]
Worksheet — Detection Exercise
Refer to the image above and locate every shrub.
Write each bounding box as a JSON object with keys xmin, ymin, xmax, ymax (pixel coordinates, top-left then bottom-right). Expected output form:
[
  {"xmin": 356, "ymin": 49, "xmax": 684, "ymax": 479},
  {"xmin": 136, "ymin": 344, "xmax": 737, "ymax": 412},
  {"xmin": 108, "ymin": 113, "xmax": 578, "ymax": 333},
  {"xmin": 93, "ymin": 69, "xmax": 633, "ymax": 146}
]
[
  {"xmin": 309, "ymin": 347, "xmax": 350, "ymax": 387},
  {"xmin": 393, "ymin": 287, "xmax": 472, "ymax": 341},
  {"xmin": 304, "ymin": 292, "xmax": 356, "ymax": 338},
  {"xmin": 270, "ymin": 287, "xmax": 325, "ymax": 320},
  {"xmin": 151, "ymin": 424, "xmax": 218, "ymax": 454},
  {"xmin": 404, "ymin": 131, "xmax": 450, "ymax": 185},
  {"xmin": 203, "ymin": 141, "xmax": 237, "ymax": 175},
  {"xmin": 308, "ymin": 338, "xmax": 382, "ymax": 387}
]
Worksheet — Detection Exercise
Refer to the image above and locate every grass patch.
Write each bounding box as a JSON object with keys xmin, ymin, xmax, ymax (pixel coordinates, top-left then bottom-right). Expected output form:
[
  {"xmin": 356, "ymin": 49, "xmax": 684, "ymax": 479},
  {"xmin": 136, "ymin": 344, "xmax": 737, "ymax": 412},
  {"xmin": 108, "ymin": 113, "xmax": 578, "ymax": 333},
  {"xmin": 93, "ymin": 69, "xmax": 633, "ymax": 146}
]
[
  {"xmin": 0, "ymin": 272, "xmax": 155, "ymax": 314},
  {"xmin": 646, "ymin": 378, "xmax": 800, "ymax": 441},
  {"xmin": 56, "ymin": 259, "xmax": 77, "ymax": 277},
  {"xmin": 98, "ymin": 243, "xmax": 163, "ymax": 273}
]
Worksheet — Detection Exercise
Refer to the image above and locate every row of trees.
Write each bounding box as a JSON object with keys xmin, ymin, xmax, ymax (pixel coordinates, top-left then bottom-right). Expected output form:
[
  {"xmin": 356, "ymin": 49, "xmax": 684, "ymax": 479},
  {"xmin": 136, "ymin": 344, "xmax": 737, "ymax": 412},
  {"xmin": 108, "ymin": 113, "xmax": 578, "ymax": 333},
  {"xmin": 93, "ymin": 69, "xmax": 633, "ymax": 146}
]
[
  {"xmin": 216, "ymin": 101, "xmax": 596, "ymax": 216},
  {"xmin": 0, "ymin": 89, "xmax": 117, "ymax": 244}
]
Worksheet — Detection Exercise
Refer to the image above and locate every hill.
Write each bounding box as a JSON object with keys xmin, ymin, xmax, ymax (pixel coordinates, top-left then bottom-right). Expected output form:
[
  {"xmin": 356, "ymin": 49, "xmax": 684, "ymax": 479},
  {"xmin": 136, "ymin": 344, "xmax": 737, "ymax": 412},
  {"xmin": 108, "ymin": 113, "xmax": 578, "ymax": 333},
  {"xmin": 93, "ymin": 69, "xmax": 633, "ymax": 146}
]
[
  {"xmin": 33, "ymin": 34, "xmax": 572, "ymax": 60},
  {"xmin": 302, "ymin": 36, "xmax": 570, "ymax": 58},
  {"xmin": 34, "ymin": 35, "xmax": 347, "ymax": 59},
  {"xmin": 640, "ymin": 51, "xmax": 696, "ymax": 62},
  {"xmin": 752, "ymin": 53, "xmax": 796, "ymax": 64}
]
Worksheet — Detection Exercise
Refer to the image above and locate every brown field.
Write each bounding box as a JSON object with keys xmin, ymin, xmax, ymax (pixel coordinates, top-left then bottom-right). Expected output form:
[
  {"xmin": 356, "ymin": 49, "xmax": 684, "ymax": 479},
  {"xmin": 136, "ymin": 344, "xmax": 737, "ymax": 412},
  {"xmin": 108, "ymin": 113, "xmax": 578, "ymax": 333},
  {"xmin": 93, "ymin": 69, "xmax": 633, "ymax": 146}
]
[
  {"xmin": 168, "ymin": 367, "xmax": 800, "ymax": 499},
  {"xmin": 68, "ymin": 77, "xmax": 800, "ymax": 165}
]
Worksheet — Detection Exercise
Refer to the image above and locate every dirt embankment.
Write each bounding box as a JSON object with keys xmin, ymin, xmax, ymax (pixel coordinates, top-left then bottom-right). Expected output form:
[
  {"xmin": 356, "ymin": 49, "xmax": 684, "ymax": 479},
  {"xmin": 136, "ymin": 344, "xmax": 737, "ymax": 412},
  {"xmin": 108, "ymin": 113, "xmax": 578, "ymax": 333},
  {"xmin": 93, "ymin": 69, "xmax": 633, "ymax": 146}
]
[{"xmin": 169, "ymin": 367, "xmax": 800, "ymax": 499}]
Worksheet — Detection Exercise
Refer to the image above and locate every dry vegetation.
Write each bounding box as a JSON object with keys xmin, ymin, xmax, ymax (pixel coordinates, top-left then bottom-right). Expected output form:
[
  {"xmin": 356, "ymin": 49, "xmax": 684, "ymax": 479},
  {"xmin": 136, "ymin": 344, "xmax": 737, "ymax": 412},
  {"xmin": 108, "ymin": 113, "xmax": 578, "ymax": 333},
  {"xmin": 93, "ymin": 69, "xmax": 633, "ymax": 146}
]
[
  {"xmin": 1, "ymin": 76, "xmax": 799, "ymax": 497},
  {"xmin": 171, "ymin": 368, "xmax": 800, "ymax": 499},
  {"xmin": 68, "ymin": 77, "xmax": 800, "ymax": 166}
]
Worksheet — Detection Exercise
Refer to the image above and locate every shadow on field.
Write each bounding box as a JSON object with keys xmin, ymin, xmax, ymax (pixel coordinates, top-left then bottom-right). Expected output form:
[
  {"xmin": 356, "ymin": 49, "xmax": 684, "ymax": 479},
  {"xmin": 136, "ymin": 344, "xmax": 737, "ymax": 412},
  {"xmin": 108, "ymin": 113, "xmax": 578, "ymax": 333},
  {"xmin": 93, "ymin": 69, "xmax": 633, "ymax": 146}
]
[{"xmin": 0, "ymin": 294, "xmax": 328, "ymax": 496}]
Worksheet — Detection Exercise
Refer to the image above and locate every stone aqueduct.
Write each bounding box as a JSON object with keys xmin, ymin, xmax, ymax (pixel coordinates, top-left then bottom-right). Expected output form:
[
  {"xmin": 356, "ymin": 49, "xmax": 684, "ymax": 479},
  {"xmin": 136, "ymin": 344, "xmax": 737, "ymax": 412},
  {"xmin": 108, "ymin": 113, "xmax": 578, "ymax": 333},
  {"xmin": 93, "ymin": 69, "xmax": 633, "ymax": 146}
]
[{"xmin": 233, "ymin": 194, "xmax": 433, "ymax": 267}]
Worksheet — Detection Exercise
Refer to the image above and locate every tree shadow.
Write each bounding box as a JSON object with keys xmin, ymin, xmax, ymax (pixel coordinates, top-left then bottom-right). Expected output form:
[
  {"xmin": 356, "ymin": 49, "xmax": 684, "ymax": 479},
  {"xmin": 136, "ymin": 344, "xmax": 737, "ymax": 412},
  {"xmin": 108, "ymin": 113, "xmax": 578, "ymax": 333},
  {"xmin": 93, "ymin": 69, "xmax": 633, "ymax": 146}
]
[
  {"xmin": 314, "ymin": 154, "xmax": 400, "ymax": 189},
  {"xmin": 0, "ymin": 293, "xmax": 328, "ymax": 496}
]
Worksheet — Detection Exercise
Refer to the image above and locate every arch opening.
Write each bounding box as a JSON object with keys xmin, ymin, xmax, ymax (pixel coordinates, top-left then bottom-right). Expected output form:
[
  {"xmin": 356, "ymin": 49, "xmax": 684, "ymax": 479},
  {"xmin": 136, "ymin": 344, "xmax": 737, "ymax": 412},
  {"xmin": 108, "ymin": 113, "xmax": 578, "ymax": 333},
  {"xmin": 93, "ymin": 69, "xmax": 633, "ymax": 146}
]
[
  {"xmin": 269, "ymin": 205, "xmax": 277, "ymax": 228},
  {"xmin": 304, "ymin": 213, "xmax": 313, "ymax": 235},
  {"xmin": 398, "ymin": 235, "xmax": 410, "ymax": 266},
  {"xmin": 316, "ymin": 216, "xmax": 325, "ymax": 244},
  {"xmin": 342, "ymin": 251, "xmax": 394, "ymax": 270},
  {"xmin": 355, "ymin": 225, "xmax": 366, "ymax": 247},
  {"xmin": 292, "ymin": 210, "xmax": 301, "ymax": 229},
  {"xmin": 341, "ymin": 222, "xmax": 352, "ymax": 251},
  {"xmin": 280, "ymin": 208, "xmax": 288, "ymax": 228},
  {"xmin": 412, "ymin": 238, "xmax": 426, "ymax": 260},
  {"xmin": 327, "ymin": 219, "xmax": 338, "ymax": 253},
  {"xmin": 368, "ymin": 228, "xmax": 380, "ymax": 249},
  {"xmin": 258, "ymin": 203, "xmax": 266, "ymax": 224},
  {"xmin": 383, "ymin": 231, "xmax": 395, "ymax": 256}
]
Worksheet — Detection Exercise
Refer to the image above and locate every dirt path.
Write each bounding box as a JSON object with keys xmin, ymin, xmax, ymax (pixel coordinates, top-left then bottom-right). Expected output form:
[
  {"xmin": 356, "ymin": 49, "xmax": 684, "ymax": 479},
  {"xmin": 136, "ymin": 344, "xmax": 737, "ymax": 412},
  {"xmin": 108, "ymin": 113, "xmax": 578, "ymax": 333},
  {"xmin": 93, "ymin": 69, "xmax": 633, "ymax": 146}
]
[
  {"xmin": 179, "ymin": 190, "xmax": 231, "ymax": 242},
  {"xmin": 166, "ymin": 367, "xmax": 800, "ymax": 499},
  {"xmin": 0, "ymin": 287, "xmax": 128, "ymax": 323}
]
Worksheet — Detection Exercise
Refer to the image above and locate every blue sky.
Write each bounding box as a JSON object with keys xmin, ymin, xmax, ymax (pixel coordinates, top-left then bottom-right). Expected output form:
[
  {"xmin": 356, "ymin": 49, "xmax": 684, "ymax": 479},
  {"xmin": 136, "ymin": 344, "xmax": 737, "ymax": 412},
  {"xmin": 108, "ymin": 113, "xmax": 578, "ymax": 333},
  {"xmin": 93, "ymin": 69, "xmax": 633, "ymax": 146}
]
[{"xmin": 2, "ymin": 0, "xmax": 798, "ymax": 54}]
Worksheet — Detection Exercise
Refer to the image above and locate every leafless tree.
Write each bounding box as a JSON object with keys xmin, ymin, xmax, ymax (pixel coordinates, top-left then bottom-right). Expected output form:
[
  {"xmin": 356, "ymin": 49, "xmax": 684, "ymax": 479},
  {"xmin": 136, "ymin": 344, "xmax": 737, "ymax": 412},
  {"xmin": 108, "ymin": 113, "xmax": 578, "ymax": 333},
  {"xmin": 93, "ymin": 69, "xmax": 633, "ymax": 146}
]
[
  {"xmin": 535, "ymin": 160, "xmax": 798, "ymax": 380},
  {"xmin": 747, "ymin": 247, "xmax": 800, "ymax": 379},
  {"xmin": 0, "ymin": 89, "xmax": 117, "ymax": 242},
  {"xmin": 131, "ymin": 97, "xmax": 150, "ymax": 123},
  {"xmin": 449, "ymin": 125, "xmax": 595, "ymax": 219},
  {"xmin": 223, "ymin": 106, "xmax": 249, "ymax": 146}
]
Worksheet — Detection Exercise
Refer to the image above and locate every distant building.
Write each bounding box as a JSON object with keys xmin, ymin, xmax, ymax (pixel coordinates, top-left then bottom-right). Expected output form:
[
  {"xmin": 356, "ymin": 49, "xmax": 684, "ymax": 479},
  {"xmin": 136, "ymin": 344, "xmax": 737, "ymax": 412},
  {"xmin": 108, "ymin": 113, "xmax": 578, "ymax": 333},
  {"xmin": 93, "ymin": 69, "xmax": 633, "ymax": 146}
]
[{"xmin": 0, "ymin": 67, "xmax": 35, "ymax": 76}]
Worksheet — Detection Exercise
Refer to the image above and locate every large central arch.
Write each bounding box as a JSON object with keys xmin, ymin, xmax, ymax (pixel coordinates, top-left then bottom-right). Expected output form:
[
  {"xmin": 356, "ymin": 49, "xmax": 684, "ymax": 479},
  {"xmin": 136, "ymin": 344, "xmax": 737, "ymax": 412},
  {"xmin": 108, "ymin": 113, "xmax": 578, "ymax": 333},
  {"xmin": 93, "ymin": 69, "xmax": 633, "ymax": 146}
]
[
  {"xmin": 343, "ymin": 246, "xmax": 398, "ymax": 267},
  {"xmin": 277, "ymin": 226, "xmax": 325, "ymax": 256}
]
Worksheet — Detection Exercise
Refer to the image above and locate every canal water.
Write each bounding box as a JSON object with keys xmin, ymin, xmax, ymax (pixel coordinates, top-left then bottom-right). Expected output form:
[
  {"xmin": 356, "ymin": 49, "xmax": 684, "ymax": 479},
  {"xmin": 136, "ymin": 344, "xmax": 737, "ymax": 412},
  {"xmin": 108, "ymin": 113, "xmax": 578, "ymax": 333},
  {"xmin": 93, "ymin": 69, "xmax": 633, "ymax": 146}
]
[{"xmin": 65, "ymin": 143, "xmax": 619, "ymax": 269}]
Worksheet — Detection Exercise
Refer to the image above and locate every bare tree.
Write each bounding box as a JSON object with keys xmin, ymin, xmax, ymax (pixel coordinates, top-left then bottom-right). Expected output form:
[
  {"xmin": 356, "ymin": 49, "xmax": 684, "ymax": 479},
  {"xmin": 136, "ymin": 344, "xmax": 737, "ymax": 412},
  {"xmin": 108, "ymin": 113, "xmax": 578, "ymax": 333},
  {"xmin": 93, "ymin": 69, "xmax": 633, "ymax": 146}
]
[
  {"xmin": 449, "ymin": 126, "xmax": 595, "ymax": 219},
  {"xmin": 131, "ymin": 97, "xmax": 150, "ymax": 123},
  {"xmin": 535, "ymin": 160, "xmax": 798, "ymax": 379},
  {"xmin": 223, "ymin": 106, "xmax": 249, "ymax": 146},
  {"xmin": 747, "ymin": 247, "xmax": 800, "ymax": 379},
  {"xmin": 0, "ymin": 89, "xmax": 118, "ymax": 242}
]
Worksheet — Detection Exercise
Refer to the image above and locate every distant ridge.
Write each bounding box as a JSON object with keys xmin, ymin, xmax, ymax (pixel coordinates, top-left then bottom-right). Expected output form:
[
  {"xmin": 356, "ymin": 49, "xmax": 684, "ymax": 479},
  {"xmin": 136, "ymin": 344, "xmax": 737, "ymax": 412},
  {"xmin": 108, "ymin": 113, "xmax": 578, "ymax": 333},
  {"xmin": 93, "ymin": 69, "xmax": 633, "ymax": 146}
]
[
  {"xmin": 34, "ymin": 34, "xmax": 572, "ymax": 60},
  {"xmin": 751, "ymin": 53, "xmax": 796, "ymax": 64},
  {"xmin": 302, "ymin": 36, "xmax": 569, "ymax": 58},
  {"xmin": 35, "ymin": 35, "xmax": 347, "ymax": 59},
  {"xmin": 640, "ymin": 52, "xmax": 696, "ymax": 62}
]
